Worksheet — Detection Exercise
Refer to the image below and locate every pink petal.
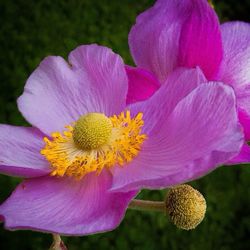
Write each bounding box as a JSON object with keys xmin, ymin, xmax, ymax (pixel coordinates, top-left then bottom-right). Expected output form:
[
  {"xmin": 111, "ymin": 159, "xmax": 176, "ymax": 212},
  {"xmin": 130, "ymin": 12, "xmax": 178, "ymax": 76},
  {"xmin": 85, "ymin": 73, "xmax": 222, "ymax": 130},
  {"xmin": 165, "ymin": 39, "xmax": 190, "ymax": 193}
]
[
  {"xmin": 129, "ymin": 0, "xmax": 222, "ymax": 82},
  {"xmin": 128, "ymin": 67, "xmax": 206, "ymax": 133},
  {"xmin": 0, "ymin": 170, "xmax": 137, "ymax": 235},
  {"xmin": 111, "ymin": 83, "xmax": 243, "ymax": 192},
  {"xmin": 18, "ymin": 45, "xmax": 128, "ymax": 135},
  {"xmin": 227, "ymin": 144, "xmax": 250, "ymax": 165},
  {"xmin": 0, "ymin": 125, "xmax": 50, "ymax": 178},
  {"xmin": 125, "ymin": 66, "xmax": 160, "ymax": 105},
  {"xmin": 219, "ymin": 22, "xmax": 250, "ymax": 90},
  {"xmin": 218, "ymin": 22, "xmax": 250, "ymax": 136},
  {"xmin": 129, "ymin": 0, "xmax": 186, "ymax": 83},
  {"xmin": 178, "ymin": 0, "xmax": 222, "ymax": 79}
]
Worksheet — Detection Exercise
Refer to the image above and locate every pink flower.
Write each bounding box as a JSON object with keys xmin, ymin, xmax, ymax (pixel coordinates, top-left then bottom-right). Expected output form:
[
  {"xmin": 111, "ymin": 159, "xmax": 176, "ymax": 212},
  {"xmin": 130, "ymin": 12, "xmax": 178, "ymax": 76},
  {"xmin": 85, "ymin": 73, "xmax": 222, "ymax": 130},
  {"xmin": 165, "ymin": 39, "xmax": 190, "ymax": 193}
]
[
  {"xmin": 127, "ymin": 0, "xmax": 250, "ymax": 164},
  {"xmin": 0, "ymin": 44, "xmax": 243, "ymax": 235}
]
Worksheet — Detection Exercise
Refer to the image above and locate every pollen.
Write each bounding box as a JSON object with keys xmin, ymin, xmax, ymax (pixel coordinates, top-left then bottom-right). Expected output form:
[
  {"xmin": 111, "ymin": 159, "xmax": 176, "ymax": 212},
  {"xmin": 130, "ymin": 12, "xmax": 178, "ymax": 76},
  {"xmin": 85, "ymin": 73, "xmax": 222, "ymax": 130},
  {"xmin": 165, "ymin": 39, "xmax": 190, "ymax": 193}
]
[{"xmin": 40, "ymin": 111, "xmax": 146, "ymax": 179}]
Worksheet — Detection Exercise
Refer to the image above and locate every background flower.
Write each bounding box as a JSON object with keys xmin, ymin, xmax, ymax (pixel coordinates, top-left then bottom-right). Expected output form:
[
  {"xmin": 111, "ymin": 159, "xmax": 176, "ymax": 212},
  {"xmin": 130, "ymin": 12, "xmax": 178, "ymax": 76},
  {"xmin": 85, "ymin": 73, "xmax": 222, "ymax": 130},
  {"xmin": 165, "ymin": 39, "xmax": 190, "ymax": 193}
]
[{"xmin": 128, "ymin": 0, "xmax": 250, "ymax": 164}]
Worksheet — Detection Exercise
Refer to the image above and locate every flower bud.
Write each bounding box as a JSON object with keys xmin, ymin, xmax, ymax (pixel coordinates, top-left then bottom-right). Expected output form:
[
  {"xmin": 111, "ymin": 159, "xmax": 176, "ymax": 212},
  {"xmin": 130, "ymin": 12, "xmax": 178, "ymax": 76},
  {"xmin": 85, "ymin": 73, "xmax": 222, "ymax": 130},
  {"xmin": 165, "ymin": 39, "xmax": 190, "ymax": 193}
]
[{"xmin": 165, "ymin": 184, "xmax": 206, "ymax": 230}]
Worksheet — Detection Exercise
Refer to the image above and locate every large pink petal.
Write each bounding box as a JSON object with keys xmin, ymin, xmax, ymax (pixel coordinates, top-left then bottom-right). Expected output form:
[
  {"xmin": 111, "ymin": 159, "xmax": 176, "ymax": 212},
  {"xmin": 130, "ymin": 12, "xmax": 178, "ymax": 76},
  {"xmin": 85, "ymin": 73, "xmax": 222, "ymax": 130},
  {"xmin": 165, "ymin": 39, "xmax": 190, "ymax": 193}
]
[
  {"xmin": 0, "ymin": 170, "xmax": 137, "ymax": 235},
  {"xmin": 0, "ymin": 125, "xmax": 50, "ymax": 178},
  {"xmin": 218, "ymin": 22, "xmax": 250, "ymax": 136},
  {"xmin": 129, "ymin": 0, "xmax": 222, "ymax": 82},
  {"xmin": 111, "ymin": 83, "xmax": 243, "ymax": 192},
  {"xmin": 18, "ymin": 45, "xmax": 128, "ymax": 135},
  {"xmin": 125, "ymin": 66, "xmax": 160, "ymax": 105},
  {"xmin": 68, "ymin": 45, "xmax": 128, "ymax": 116}
]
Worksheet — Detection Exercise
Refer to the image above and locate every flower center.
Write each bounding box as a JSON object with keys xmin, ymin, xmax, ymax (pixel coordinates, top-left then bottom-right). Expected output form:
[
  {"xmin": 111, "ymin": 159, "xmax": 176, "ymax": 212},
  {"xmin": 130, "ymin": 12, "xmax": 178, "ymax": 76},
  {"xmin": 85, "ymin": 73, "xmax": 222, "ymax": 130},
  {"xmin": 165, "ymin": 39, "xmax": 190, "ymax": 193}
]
[
  {"xmin": 73, "ymin": 113, "xmax": 112, "ymax": 150},
  {"xmin": 41, "ymin": 111, "xmax": 146, "ymax": 179}
]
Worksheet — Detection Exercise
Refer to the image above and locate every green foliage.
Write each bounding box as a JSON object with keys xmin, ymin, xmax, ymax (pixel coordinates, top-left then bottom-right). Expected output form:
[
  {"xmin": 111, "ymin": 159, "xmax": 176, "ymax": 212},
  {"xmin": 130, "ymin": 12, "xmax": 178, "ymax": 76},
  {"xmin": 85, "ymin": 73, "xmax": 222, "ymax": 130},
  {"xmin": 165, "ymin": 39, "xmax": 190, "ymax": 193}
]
[{"xmin": 0, "ymin": 0, "xmax": 249, "ymax": 249}]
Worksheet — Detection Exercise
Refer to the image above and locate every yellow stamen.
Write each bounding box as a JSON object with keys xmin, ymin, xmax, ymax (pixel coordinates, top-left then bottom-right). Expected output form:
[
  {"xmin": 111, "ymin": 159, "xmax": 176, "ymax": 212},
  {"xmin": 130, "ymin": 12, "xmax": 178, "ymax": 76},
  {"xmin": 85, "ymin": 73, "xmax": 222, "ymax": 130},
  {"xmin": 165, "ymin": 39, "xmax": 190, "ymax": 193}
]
[{"xmin": 41, "ymin": 111, "xmax": 146, "ymax": 179}]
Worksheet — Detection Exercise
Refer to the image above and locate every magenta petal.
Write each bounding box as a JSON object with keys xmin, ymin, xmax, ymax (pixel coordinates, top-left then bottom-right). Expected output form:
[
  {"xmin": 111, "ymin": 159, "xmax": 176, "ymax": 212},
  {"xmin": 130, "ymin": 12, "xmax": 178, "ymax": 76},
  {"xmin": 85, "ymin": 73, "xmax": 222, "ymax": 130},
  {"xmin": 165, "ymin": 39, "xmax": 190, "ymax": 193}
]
[
  {"xmin": 129, "ymin": 0, "xmax": 222, "ymax": 82},
  {"xmin": 238, "ymin": 109, "xmax": 250, "ymax": 141},
  {"xmin": 219, "ymin": 21, "xmax": 250, "ymax": 127},
  {"xmin": 0, "ymin": 170, "xmax": 137, "ymax": 235},
  {"xmin": 129, "ymin": 0, "xmax": 190, "ymax": 82},
  {"xmin": 0, "ymin": 125, "xmax": 50, "ymax": 178},
  {"xmin": 178, "ymin": 0, "xmax": 222, "ymax": 79},
  {"xmin": 125, "ymin": 66, "xmax": 160, "ymax": 105},
  {"xmin": 18, "ymin": 45, "xmax": 128, "ymax": 134},
  {"xmin": 111, "ymin": 83, "xmax": 243, "ymax": 192},
  {"xmin": 227, "ymin": 144, "xmax": 250, "ymax": 165}
]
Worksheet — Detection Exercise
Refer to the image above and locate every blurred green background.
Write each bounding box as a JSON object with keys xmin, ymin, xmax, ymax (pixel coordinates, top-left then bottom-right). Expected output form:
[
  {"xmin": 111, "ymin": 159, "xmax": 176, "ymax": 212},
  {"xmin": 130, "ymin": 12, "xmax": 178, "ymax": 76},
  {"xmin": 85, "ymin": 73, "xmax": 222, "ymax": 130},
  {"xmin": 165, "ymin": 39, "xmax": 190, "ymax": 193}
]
[{"xmin": 0, "ymin": 0, "xmax": 250, "ymax": 249}]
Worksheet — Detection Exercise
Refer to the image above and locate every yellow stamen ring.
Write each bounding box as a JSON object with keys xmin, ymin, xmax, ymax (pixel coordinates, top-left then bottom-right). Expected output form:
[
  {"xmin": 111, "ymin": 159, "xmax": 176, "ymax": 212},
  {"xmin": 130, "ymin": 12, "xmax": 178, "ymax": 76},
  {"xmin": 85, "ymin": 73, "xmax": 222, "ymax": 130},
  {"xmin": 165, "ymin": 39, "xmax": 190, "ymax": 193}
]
[{"xmin": 41, "ymin": 111, "xmax": 146, "ymax": 179}]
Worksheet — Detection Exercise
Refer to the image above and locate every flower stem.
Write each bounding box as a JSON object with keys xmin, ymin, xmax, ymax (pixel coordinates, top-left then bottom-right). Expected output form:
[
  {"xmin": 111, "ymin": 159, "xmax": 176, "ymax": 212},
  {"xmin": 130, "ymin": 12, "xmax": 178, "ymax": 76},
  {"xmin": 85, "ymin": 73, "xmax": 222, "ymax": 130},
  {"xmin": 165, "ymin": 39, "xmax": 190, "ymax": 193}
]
[
  {"xmin": 49, "ymin": 234, "xmax": 67, "ymax": 250},
  {"xmin": 128, "ymin": 199, "xmax": 165, "ymax": 213}
]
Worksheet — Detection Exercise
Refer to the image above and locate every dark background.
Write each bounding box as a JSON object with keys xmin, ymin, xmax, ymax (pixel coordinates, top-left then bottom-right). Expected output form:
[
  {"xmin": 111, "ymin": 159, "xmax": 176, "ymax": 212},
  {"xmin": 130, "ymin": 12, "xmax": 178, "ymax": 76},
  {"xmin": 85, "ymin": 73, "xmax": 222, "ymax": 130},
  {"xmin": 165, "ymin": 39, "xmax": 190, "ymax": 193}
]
[{"xmin": 0, "ymin": 0, "xmax": 250, "ymax": 249}]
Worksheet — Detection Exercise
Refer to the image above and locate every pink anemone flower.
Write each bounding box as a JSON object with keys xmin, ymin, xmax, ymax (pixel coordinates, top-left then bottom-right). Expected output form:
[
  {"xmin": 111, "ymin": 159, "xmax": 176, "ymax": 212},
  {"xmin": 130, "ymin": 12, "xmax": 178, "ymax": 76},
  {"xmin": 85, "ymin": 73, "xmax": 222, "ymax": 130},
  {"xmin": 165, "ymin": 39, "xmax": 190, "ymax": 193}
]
[
  {"xmin": 0, "ymin": 44, "xmax": 243, "ymax": 235},
  {"xmin": 127, "ymin": 0, "xmax": 250, "ymax": 164}
]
